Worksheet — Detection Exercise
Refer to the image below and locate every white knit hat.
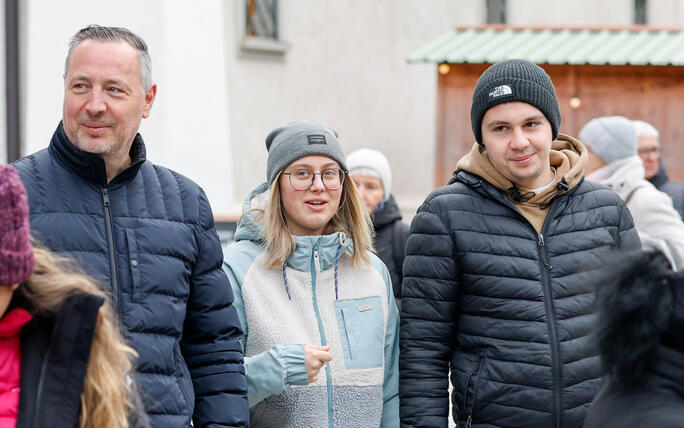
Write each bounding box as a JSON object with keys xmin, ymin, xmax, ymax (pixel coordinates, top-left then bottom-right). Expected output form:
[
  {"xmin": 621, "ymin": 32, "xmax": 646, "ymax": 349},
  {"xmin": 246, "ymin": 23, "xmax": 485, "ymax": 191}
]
[{"xmin": 347, "ymin": 148, "xmax": 392, "ymax": 201}]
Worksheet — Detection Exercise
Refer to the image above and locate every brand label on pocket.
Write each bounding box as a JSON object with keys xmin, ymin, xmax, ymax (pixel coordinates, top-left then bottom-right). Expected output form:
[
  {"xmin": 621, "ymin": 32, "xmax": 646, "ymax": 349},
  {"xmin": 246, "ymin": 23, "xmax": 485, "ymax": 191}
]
[{"xmin": 358, "ymin": 305, "xmax": 372, "ymax": 312}]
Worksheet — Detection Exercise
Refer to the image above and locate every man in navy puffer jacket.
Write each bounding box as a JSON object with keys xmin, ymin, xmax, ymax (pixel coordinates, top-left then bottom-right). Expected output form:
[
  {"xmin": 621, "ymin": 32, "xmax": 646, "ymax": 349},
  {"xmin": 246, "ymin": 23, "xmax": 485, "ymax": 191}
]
[
  {"xmin": 399, "ymin": 60, "xmax": 640, "ymax": 428},
  {"xmin": 13, "ymin": 25, "xmax": 248, "ymax": 427}
]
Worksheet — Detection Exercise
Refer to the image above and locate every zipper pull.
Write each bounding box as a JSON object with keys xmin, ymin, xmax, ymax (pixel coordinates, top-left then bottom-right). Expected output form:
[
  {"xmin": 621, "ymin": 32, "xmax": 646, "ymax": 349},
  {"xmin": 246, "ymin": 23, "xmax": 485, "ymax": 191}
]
[
  {"xmin": 465, "ymin": 415, "xmax": 473, "ymax": 428},
  {"xmin": 313, "ymin": 250, "xmax": 321, "ymax": 272},
  {"xmin": 538, "ymin": 234, "xmax": 544, "ymax": 246},
  {"xmin": 102, "ymin": 188, "xmax": 110, "ymax": 207}
]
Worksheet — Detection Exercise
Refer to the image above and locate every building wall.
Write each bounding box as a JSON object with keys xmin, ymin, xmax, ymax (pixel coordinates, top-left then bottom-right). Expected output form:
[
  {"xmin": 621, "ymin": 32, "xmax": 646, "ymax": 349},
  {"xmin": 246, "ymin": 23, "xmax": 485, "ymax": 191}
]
[{"xmin": 223, "ymin": 0, "xmax": 479, "ymax": 216}]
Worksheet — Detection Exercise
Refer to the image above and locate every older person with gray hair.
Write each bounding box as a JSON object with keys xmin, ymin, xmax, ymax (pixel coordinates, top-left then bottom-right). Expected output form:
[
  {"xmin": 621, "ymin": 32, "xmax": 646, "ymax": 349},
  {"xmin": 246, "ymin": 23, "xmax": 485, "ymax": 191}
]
[
  {"xmin": 347, "ymin": 148, "xmax": 409, "ymax": 308},
  {"xmin": 634, "ymin": 119, "xmax": 684, "ymax": 219},
  {"xmin": 581, "ymin": 116, "xmax": 684, "ymax": 270}
]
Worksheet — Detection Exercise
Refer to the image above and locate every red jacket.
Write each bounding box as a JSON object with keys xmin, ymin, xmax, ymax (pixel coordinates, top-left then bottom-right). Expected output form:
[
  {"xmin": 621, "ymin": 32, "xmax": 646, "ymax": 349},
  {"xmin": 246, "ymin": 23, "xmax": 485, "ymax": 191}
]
[{"xmin": 0, "ymin": 308, "xmax": 32, "ymax": 427}]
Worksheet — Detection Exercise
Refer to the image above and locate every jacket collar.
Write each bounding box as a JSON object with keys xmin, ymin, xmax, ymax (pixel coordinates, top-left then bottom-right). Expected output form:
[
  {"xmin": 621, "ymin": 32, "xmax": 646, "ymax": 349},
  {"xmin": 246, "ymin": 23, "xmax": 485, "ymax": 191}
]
[
  {"xmin": 373, "ymin": 194, "xmax": 402, "ymax": 228},
  {"xmin": 48, "ymin": 121, "xmax": 147, "ymax": 187},
  {"xmin": 287, "ymin": 232, "xmax": 352, "ymax": 272},
  {"xmin": 649, "ymin": 160, "xmax": 670, "ymax": 188}
]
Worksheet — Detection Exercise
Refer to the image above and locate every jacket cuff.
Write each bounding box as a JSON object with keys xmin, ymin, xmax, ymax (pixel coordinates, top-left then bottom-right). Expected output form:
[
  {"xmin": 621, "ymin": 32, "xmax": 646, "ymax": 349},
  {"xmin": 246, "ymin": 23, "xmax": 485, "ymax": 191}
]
[{"xmin": 275, "ymin": 344, "xmax": 308, "ymax": 386}]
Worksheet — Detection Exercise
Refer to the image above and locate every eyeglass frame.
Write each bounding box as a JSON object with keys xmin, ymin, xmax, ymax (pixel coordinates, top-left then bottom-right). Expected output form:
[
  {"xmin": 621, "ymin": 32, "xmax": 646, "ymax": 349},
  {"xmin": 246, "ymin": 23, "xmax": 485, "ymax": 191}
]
[
  {"xmin": 281, "ymin": 168, "xmax": 347, "ymax": 191},
  {"xmin": 637, "ymin": 146, "xmax": 663, "ymax": 156}
]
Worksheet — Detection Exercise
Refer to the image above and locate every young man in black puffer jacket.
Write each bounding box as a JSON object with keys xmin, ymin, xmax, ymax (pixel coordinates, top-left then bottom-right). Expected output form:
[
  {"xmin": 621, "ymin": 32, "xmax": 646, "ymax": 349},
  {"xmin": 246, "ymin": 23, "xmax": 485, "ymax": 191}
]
[{"xmin": 399, "ymin": 59, "xmax": 640, "ymax": 428}]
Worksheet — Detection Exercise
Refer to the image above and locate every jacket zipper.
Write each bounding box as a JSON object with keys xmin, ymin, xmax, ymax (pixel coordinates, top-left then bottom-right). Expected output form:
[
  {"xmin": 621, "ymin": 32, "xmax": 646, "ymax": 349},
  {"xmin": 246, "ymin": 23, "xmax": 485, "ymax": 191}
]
[
  {"xmin": 537, "ymin": 233, "xmax": 562, "ymax": 428},
  {"xmin": 464, "ymin": 355, "xmax": 485, "ymax": 428},
  {"xmin": 32, "ymin": 340, "xmax": 53, "ymax": 428},
  {"xmin": 310, "ymin": 248, "xmax": 334, "ymax": 428},
  {"xmin": 102, "ymin": 188, "xmax": 122, "ymax": 332},
  {"xmin": 464, "ymin": 177, "xmax": 567, "ymax": 427}
]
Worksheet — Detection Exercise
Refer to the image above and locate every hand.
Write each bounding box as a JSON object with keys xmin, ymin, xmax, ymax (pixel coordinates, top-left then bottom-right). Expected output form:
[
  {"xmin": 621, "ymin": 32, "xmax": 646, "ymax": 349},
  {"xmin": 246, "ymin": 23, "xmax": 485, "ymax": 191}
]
[{"xmin": 304, "ymin": 344, "xmax": 333, "ymax": 383}]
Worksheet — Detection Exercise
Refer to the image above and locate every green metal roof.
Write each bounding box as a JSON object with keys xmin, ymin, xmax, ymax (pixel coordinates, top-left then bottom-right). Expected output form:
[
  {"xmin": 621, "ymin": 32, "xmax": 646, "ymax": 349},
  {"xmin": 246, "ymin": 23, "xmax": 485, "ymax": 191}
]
[{"xmin": 409, "ymin": 26, "xmax": 684, "ymax": 66}]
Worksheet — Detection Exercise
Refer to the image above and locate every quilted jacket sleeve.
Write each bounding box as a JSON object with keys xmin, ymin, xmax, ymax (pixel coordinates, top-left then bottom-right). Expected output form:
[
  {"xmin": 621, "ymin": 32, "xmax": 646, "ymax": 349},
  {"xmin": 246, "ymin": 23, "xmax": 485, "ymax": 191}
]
[
  {"xmin": 617, "ymin": 200, "xmax": 641, "ymax": 251},
  {"xmin": 399, "ymin": 200, "xmax": 459, "ymax": 428},
  {"xmin": 182, "ymin": 190, "xmax": 249, "ymax": 428}
]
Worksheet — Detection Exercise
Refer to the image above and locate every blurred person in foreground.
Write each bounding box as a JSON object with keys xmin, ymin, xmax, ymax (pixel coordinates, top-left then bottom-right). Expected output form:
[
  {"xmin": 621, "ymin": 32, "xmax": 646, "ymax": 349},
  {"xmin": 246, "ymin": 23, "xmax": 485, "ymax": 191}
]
[
  {"xmin": 634, "ymin": 119, "xmax": 684, "ymax": 219},
  {"xmin": 12, "ymin": 25, "xmax": 247, "ymax": 426},
  {"xmin": 347, "ymin": 148, "xmax": 409, "ymax": 309},
  {"xmin": 581, "ymin": 116, "xmax": 684, "ymax": 270},
  {"xmin": 0, "ymin": 164, "xmax": 146, "ymax": 428},
  {"xmin": 399, "ymin": 59, "xmax": 640, "ymax": 428},
  {"xmin": 222, "ymin": 119, "xmax": 399, "ymax": 427},
  {"xmin": 584, "ymin": 250, "xmax": 684, "ymax": 428}
]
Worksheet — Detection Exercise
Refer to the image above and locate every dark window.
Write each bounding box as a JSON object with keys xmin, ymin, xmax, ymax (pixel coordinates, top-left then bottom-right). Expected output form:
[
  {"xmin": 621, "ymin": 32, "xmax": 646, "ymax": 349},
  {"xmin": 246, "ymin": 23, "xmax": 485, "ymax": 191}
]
[
  {"xmin": 245, "ymin": 0, "xmax": 278, "ymax": 39},
  {"xmin": 486, "ymin": 0, "xmax": 507, "ymax": 24},
  {"xmin": 634, "ymin": 0, "xmax": 648, "ymax": 24}
]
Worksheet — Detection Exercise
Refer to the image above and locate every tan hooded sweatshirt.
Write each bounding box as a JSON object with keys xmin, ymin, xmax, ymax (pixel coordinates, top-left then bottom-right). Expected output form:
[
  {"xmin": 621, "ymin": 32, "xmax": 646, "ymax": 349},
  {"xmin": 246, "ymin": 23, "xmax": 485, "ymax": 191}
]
[{"xmin": 455, "ymin": 134, "xmax": 588, "ymax": 233}]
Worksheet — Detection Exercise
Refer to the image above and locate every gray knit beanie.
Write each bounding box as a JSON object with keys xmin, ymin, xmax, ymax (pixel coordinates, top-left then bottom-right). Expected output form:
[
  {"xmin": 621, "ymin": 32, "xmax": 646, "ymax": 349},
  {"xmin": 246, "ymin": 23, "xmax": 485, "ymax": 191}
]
[
  {"xmin": 579, "ymin": 116, "xmax": 637, "ymax": 164},
  {"xmin": 471, "ymin": 59, "xmax": 561, "ymax": 145},
  {"xmin": 265, "ymin": 119, "xmax": 347, "ymax": 186}
]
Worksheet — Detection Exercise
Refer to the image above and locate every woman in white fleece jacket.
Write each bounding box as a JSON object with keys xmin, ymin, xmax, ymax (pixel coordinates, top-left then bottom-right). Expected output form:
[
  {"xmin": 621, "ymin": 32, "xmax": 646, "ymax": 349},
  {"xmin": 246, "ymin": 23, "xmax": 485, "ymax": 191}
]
[{"xmin": 222, "ymin": 119, "xmax": 399, "ymax": 428}]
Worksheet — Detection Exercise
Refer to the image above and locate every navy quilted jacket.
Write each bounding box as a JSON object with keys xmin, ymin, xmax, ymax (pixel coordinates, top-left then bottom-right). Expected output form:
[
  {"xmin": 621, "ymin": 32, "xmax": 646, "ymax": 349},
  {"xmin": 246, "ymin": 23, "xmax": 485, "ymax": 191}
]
[
  {"xmin": 14, "ymin": 123, "xmax": 248, "ymax": 428},
  {"xmin": 399, "ymin": 170, "xmax": 640, "ymax": 428}
]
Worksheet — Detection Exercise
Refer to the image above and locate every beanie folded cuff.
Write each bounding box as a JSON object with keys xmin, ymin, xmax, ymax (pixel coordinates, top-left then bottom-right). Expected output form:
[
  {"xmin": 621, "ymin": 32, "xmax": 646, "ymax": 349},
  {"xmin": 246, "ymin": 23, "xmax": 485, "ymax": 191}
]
[{"xmin": 0, "ymin": 249, "xmax": 35, "ymax": 286}]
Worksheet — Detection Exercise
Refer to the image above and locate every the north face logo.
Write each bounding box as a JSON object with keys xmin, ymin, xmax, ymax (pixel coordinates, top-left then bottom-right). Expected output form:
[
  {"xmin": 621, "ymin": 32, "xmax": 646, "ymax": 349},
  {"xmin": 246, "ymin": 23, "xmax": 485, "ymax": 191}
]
[{"xmin": 489, "ymin": 85, "xmax": 512, "ymax": 98}]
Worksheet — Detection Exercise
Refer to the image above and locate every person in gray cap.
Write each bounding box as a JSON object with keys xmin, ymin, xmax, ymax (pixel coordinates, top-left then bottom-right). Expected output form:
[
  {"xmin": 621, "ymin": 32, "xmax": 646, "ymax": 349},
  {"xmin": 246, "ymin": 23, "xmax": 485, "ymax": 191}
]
[
  {"xmin": 400, "ymin": 59, "xmax": 640, "ymax": 428},
  {"xmin": 581, "ymin": 115, "xmax": 684, "ymax": 270},
  {"xmin": 222, "ymin": 119, "xmax": 399, "ymax": 427}
]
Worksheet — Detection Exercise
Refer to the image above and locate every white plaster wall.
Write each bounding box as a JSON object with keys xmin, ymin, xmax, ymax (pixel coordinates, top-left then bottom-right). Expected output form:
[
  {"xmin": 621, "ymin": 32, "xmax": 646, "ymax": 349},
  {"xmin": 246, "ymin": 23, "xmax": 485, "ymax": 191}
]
[
  {"xmin": 224, "ymin": 0, "xmax": 481, "ymax": 217},
  {"xmin": 508, "ymin": 0, "xmax": 633, "ymax": 26},
  {"xmin": 22, "ymin": 0, "xmax": 233, "ymax": 212},
  {"xmin": 649, "ymin": 0, "xmax": 684, "ymax": 25}
]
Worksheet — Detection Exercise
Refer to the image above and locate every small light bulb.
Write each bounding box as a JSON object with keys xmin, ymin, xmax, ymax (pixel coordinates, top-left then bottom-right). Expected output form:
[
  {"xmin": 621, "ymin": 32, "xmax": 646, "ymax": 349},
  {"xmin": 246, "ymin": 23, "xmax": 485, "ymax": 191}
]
[
  {"xmin": 438, "ymin": 63, "xmax": 450, "ymax": 75},
  {"xmin": 569, "ymin": 96, "xmax": 582, "ymax": 109}
]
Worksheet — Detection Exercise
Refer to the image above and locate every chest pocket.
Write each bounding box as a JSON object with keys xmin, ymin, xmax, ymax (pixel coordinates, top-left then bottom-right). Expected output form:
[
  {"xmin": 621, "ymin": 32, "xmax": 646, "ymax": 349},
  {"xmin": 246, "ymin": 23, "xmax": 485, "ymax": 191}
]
[{"xmin": 333, "ymin": 296, "xmax": 384, "ymax": 369}]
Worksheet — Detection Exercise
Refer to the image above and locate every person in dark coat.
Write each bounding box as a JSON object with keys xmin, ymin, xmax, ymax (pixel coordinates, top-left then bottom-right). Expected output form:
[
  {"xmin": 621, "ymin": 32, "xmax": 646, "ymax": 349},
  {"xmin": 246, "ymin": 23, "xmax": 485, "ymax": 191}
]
[
  {"xmin": 347, "ymin": 148, "xmax": 409, "ymax": 308},
  {"xmin": 12, "ymin": 26, "xmax": 247, "ymax": 427},
  {"xmin": 399, "ymin": 59, "xmax": 641, "ymax": 428},
  {"xmin": 0, "ymin": 164, "xmax": 146, "ymax": 428},
  {"xmin": 634, "ymin": 119, "xmax": 684, "ymax": 219},
  {"xmin": 584, "ymin": 250, "xmax": 684, "ymax": 428}
]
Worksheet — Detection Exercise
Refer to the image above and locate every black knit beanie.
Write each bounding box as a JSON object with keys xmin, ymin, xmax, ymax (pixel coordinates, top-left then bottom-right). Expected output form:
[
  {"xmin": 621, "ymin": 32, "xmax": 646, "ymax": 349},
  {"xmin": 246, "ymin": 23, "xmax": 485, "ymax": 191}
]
[{"xmin": 471, "ymin": 59, "xmax": 561, "ymax": 145}]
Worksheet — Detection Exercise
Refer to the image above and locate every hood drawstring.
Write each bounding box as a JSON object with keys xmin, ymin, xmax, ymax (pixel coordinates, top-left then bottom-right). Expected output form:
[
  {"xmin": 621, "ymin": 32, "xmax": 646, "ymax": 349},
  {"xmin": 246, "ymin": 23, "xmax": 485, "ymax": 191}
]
[
  {"xmin": 282, "ymin": 262, "xmax": 292, "ymax": 300},
  {"xmin": 281, "ymin": 232, "xmax": 348, "ymax": 301},
  {"xmin": 508, "ymin": 184, "xmax": 535, "ymax": 203},
  {"xmin": 539, "ymin": 177, "xmax": 569, "ymax": 210},
  {"xmin": 334, "ymin": 233, "xmax": 347, "ymax": 301}
]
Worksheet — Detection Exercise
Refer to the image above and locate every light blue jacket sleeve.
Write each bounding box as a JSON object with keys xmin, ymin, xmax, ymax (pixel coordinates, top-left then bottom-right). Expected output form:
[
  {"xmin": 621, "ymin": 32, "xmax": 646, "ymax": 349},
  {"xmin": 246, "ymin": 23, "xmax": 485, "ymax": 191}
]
[
  {"xmin": 371, "ymin": 255, "xmax": 400, "ymax": 427},
  {"xmin": 222, "ymin": 244, "xmax": 309, "ymax": 407}
]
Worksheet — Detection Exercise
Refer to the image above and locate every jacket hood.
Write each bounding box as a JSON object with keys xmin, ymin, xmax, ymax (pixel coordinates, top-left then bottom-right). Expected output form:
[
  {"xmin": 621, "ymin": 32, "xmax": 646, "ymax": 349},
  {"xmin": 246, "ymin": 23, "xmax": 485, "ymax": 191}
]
[
  {"xmin": 233, "ymin": 182, "xmax": 353, "ymax": 273},
  {"xmin": 372, "ymin": 194, "xmax": 402, "ymax": 229},
  {"xmin": 587, "ymin": 156, "xmax": 645, "ymax": 200},
  {"xmin": 454, "ymin": 133, "xmax": 587, "ymax": 206}
]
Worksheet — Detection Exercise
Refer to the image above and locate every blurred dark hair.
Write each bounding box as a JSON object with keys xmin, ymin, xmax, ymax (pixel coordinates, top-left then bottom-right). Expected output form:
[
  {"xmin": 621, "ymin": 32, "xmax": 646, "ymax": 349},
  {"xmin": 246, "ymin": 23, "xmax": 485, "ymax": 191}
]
[{"xmin": 594, "ymin": 250, "xmax": 681, "ymax": 385}]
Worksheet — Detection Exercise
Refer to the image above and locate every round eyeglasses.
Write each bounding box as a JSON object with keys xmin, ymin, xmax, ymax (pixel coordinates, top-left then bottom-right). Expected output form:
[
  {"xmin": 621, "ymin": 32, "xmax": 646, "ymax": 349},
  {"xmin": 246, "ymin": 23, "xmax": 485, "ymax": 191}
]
[{"xmin": 281, "ymin": 168, "xmax": 346, "ymax": 191}]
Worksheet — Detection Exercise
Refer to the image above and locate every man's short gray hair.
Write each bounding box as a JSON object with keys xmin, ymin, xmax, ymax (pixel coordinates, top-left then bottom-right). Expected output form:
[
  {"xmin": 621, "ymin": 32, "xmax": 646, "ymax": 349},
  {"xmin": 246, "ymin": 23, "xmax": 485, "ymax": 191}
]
[
  {"xmin": 633, "ymin": 120, "xmax": 660, "ymax": 139},
  {"xmin": 64, "ymin": 25, "xmax": 153, "ymax": 93}
]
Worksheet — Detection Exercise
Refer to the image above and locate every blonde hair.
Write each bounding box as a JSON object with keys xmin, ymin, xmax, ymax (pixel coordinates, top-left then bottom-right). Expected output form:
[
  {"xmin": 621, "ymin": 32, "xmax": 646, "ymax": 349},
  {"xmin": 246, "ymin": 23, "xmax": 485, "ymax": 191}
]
[
  {"xmin": 19, "ymin": 246, "xmax": 143, "ymax": 428},
  {"xmin": 256, "ymin": 172, "xmax": 374, "ymax": 268}
]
